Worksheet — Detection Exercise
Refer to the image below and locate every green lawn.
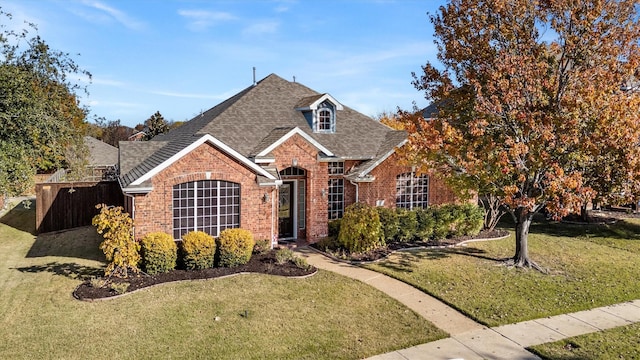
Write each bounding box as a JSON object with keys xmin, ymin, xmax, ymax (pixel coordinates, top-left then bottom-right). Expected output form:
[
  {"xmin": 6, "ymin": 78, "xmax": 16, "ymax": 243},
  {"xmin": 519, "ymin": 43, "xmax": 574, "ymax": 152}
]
[
  {"xmin": 366, "ymin": 218, "xmax": 640, "ymax": 327},
  {"xmin": 0, "ymin": 201, "xmax": 445, "ymax": 360},
  {"xmin": 528, "ymin": 323, "xmax": 640, "ymax": 359}
]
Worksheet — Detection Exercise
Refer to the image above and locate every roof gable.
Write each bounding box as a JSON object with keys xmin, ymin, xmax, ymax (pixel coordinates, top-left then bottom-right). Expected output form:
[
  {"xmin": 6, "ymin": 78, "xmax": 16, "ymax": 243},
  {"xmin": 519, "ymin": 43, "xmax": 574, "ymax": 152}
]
[
  {"xmin": 294, "ymin": 93, "xmax": 344, "ymax": 111},
  {"xmin": 255, "ymin": 127, "xmax": 334, "ymax": 157},
  {"xmin": 127, "ymin": 134, "xmax": 277, "ymax": 187}
]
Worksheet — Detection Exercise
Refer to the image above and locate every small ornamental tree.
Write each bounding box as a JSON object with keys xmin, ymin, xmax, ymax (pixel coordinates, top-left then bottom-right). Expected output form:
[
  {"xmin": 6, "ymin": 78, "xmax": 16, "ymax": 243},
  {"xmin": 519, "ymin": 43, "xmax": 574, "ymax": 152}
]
[{"xmin": 92, "ymin": 204, "xmax": 140, "ymax": 278}]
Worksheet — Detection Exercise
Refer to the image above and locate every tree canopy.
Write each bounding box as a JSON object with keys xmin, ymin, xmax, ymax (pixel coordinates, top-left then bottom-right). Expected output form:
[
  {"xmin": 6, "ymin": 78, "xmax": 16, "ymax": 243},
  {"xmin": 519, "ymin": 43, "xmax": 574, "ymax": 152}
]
[
  {"xmin": 0, "ymin": 9, "xmax": 90, "ymax": 196},
  {"xmin": 403, "ymin": 0, "xmax": 640, "ymax": 268},
  {"xmin": 143, "ymin": 111, "xmax": 170, "ymax": 140}
]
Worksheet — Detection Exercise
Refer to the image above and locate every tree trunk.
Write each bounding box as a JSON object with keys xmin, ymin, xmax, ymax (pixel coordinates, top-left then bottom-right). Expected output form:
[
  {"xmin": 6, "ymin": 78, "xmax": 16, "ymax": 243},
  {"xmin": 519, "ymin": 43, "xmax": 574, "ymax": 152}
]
[
  {"xmin": 513, "ymin": 207, "xmax": 536, "ymax": 268},
  {"xmin": 580, "ymin": 203, "xmax": 588, "ymax": 222}
]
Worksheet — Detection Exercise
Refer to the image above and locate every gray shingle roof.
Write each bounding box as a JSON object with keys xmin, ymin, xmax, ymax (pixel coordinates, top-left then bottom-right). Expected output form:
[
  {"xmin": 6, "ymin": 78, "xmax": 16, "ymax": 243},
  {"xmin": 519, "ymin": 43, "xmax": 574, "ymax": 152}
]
[
  {"xmin": 119, "ymin": 73, "xmax": 406, "ymax": 188},
  {"xmin": 84, "ymin": 136, "xmax": 118, "ymax": 167}
]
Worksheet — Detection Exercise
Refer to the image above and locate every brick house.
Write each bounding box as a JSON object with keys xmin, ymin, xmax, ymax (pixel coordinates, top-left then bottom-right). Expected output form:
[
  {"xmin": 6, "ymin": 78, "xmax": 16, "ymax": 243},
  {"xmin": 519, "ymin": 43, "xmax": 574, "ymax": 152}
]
[{"xmin": 118, "ymin": 74, "xmax": 459, "ymax": 245}]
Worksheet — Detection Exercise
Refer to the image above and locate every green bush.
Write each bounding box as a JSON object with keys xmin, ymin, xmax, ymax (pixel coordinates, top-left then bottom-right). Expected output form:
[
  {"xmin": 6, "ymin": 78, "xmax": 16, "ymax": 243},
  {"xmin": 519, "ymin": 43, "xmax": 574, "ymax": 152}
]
[
  {"xmin": 253, "ymin": 238, "xmax": 271, "ymax": 255},
  {"xmin": 181, "ymin": 231, "xmax": 216, "ymax": 270},
  {"xmin": 140, "ymin": 232, "xmax": 177, "ymax": 275},
  {"xmin": 338, "ymin": 203, "xmax": 383, "ymax": 253},
  {"xmin": 433, "ymin": 205, "xmax": 454, "ymax": 239},
  {"xmin": 376, "ymin": 207, "xmax": 399, "ymax": 242},
  {"xmin": 396, "ymin": 208, "xmax": 418, "ymax": 242},
  {"xmin": 328, "ymin": 219, "xmax": 341, "ymax": 238},
  {"xmin": 275, "ymin": 248, "xmax": 295, "ymax": 265},
  {"xmin": 459, "ymin": 203, "xmax": 484, "ymax": 236},
  {"xmin": 217, "ymin": 228, "xmax": 255, "ymax": 267},
  {"xmin": 415, "ymin": 208, "xmax": 435, "ymax": 240}
]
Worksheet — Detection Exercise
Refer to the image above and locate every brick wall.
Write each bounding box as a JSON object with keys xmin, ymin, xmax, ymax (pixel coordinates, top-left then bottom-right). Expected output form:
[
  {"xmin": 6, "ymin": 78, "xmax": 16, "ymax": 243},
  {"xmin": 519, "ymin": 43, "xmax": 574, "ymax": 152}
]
[
  {"xmin": 357, "ymin": 152, "xmax": 466, "ymax": 208},
  {"xmin": 269, "ymin": 134, "xmax": 329, "ymax": 241},
  {"xmin": 131, "ymin": 142, "xmax": 274, "ymax": 240}
]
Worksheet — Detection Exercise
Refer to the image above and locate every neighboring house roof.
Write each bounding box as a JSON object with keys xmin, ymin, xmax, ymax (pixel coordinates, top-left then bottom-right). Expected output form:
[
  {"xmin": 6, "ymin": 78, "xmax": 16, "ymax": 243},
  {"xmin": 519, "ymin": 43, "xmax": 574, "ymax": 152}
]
[
  {"xmin": 119, "ymin": 73, "xmax": 407, "ymax": 189},
  {"xmin": 84, "ymin": 136, "xmax": 118, "ymax": 167}
]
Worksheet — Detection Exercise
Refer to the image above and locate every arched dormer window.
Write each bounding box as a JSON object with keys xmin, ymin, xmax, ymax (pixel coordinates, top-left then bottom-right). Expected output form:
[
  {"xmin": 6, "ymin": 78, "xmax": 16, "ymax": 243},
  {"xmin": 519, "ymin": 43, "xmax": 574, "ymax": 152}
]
[
  {"xmin": 318, "ymin": 109, "xmax": 332, "ymax": 132},
  {"xmin": 316, "ymin": 106, "xmax": 335, "ymax": 133}
]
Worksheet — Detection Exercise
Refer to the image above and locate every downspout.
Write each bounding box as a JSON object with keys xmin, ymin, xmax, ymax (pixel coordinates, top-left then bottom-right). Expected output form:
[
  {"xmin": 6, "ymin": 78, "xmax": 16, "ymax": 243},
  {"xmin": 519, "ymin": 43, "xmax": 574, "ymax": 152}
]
[
  {"xmin": 271, "ymin": 185, "xmax": 278, "ymax": 249},
  {"xmin": 349, "ymin": 180, "xmax": 359, "ymax": 203},
  {"xmin": 122, "ymin": 192, "xmax": 136, "ymax": 237}
]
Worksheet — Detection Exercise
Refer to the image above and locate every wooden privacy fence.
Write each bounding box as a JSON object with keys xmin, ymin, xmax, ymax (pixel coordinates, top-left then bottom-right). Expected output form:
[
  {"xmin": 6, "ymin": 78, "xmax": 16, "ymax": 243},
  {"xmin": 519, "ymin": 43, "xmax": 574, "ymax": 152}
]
[{"xmin": 35, "ymin": 181, "xmax": 123, "ymax": 234}]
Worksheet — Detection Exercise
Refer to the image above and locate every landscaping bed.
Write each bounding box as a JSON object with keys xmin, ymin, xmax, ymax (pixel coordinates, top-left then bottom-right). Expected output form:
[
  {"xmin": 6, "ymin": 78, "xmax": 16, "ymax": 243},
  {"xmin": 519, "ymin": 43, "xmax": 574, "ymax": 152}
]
[
  {"xmin": 312, "ymin": 228, "xmax": 509, "ymax": 263},
  {"xmin": 74, "ymin": 250, "xmax": 316, "ymax": 301}
]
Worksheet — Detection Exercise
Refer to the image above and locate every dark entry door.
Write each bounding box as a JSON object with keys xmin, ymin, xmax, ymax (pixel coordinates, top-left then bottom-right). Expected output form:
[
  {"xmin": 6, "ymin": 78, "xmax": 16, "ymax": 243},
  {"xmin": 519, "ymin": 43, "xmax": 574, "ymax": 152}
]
[{"xmin": 278, "ymin": 182, "xmax": 294, "ymax": 238}]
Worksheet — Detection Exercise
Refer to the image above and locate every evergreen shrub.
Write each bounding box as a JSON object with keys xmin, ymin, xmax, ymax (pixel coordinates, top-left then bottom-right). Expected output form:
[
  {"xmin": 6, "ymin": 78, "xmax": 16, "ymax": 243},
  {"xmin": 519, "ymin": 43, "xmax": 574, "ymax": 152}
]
[
  {"xmin": 395, "ymin": 208, "xmax": 417, "ymax": 242},
  {"xmin": 217, "ymin": 228, "xmax": 255, "ymax": 267},
  {"xmin": 338, "ymin": 203, "xmax": 383, "ymax": 253},
  {"xmin": 376, "ymin": 207, "xmax": 399, "ymax": 242},
  {"xmin": 181, "ymin": 231, "xmax": 216, "ymax": 270},
  {"xmin": 140, "ymin": 232, "xmax": 177, "ymax": 275}
]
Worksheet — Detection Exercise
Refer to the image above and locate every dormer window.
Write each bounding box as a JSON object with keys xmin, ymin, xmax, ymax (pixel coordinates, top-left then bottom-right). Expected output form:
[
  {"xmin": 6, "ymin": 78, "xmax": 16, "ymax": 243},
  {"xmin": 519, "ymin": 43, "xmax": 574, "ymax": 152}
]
[
  {"xmin": 317, "ymin": 108, "xmax": 334, "ymax": 132},
  {"xmin": 295, "ymin": 93, "xmax": 344, "ymax": 134}
]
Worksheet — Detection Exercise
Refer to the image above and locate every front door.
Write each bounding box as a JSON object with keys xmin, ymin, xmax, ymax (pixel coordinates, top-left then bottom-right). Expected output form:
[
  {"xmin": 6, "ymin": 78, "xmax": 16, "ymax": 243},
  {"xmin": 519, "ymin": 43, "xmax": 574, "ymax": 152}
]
[{"xmin": 278, "ymin": 182, "xmax": 294, "ymax": 238}]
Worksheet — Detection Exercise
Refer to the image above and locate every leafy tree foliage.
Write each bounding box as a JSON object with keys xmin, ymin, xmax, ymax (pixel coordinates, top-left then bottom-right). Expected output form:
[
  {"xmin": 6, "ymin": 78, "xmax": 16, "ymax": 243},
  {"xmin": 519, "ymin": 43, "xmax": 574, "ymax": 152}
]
[
  {"xmin": 0, "ymin": 9, "xmax": 89, "ymax": 195},
  {"xmin": 143, "ymin": 111, "xmax": 170, "ymax": 140},
  {"xmin": 91, "ymin": 117, "xmax": 134, "ymax": 147},
  {"xmin": 403, "ymin": 0, "xmax": 640, "ymax": 269}
]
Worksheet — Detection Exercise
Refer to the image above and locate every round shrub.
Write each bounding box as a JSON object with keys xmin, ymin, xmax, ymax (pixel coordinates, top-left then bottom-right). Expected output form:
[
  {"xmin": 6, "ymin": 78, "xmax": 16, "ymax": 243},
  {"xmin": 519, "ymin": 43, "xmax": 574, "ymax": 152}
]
[
  {"xmin": 376, "ymin": 207, "xmax": 399, "ymax": 242},
  {"xmin": 181, "ymin": 231, "xmax": 216, "ymax": 270},
  {"xmin": 338, "ymin": 203, "xmax": 383, "ymax": 253},
  {"xmin": 216, "ymin": 228, "xmax": 255, "ymax": 267},
  {"xmin": 395, "ymin": 208, "xmax": 418, "ymax": 242},
  {"xmin": 140, "ymin": 232, "xmax": 177, "ymax": 275}
]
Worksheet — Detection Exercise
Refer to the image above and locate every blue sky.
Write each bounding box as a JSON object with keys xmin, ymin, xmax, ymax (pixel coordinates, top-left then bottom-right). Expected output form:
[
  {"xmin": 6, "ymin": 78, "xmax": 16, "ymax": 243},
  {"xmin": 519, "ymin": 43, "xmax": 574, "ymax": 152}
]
[{"xmin": 3, "ymin": 0, "xmax": 444, "ymax": 127}]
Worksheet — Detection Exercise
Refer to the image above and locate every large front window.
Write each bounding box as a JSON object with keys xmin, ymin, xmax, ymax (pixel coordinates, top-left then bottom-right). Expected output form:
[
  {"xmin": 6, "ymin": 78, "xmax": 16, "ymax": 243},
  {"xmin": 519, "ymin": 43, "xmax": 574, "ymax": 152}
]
[
  {"xmin": 396, "ymin": 172, "xmax": 429, "ymax": 209},
  {"xmin": 172, "ymin": 180, "xmax": 240, "ymax": 239},
  {"xmin": 328, "ymin": 178, "xmax": 344, "ymax": 220}
]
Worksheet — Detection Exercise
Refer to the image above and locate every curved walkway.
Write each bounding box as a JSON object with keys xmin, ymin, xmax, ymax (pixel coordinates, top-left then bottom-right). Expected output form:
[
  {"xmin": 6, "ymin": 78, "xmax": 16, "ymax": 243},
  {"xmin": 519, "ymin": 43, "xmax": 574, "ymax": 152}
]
[{"xmin": 294, "ymin": 246, "xmax": 640, "ymax": 360}]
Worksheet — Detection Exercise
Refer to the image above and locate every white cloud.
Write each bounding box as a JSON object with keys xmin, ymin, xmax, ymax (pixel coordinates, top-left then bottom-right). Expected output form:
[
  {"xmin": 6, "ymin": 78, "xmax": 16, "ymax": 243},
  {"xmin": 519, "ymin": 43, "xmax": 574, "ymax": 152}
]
[
  {"xmin": 178, "ymin": 9, "xmax": 236, "ymax": 32},
  {"xmin": 78, "ymin": 0, "xmax": 146, "ymax": 30},
  {"xmin": 243, "ymin": 20, "xmax": 279, "ymax": 36}
]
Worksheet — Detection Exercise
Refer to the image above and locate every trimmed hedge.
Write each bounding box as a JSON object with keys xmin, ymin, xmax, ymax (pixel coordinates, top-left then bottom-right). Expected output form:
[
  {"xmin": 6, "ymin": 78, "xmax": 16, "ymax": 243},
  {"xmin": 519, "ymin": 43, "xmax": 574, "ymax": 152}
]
[
  {"xmin": 396, "ymin": 208, "xmax": 418, "ymax": 242},
  {"xmin": 181, "ymin": 231, "xmax": 216, "ymax": 270},
  {"xmin": 140, "ymin": 232, "xmax": 177, "ymax": 275},
  {"xmin": 217, "ymin": 228, "xmax": 255, "ymax": 267},
  {"xmin": 338, "ymin": 203, "xmax": 383, "ymax": 253},
  {"xmin": 376, "ymin": 207, "xmax": 399, "ymax": 243}
]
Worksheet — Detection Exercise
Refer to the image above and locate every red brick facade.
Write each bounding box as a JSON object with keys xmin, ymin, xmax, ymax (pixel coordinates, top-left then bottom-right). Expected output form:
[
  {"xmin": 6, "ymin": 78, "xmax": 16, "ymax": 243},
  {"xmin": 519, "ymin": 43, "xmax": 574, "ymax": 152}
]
[
  {"xmin": 128, "ymin": 139, "xmax": 464, "ymax": 244},
  {"xmin": 130, "ymin": 142, "xmax": 274, "ymax": 241}
]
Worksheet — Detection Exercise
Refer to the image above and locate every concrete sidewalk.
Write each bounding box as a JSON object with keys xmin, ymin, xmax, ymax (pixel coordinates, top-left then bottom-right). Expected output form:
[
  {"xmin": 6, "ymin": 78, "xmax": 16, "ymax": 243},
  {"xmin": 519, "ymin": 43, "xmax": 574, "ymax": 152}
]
[{"xmin": 294, "ymin": 246, "xmax": 640, "ymax": 360}]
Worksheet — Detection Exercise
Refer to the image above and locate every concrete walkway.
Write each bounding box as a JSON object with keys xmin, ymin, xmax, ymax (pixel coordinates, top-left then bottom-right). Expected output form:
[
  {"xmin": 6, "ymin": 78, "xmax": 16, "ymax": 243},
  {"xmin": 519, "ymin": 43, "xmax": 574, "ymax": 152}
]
[{"xmin": 294, "ymin": 246, "xmax": 640, "ymax": 360}]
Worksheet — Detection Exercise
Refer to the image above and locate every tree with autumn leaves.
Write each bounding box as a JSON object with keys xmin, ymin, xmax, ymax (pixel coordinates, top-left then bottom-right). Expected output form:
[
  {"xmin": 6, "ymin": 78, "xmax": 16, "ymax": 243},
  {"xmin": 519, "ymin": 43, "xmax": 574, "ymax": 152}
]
[{"xmin": 401, "ymin": 0, "xmax": 640, "ymax": 269}]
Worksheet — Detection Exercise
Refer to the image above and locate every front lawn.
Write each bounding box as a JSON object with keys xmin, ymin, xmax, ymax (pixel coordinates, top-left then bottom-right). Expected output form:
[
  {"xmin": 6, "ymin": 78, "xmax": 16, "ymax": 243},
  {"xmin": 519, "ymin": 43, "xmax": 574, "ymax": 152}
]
[
  {"xmin": 365, "ymin": 219, "xmax": 640, "ymax": 327},
  {"xmin": 0, "ymin": 201, "xmax": 445, "ymax": 360},
  {"xmin": 528, "ymin": 323, "xmax": 640, "ymax": 359}
]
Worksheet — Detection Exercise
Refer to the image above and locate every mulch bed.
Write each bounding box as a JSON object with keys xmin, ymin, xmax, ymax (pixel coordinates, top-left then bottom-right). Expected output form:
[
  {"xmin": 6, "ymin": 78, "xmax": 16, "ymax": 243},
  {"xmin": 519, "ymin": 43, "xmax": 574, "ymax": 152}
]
[
  {"xmin": 313, "ymin": 229, "xmax": 510, "ymax": 263},
  {"xmin": 74, "ymin": 251, "xmax": 316, "ymax": 301}
]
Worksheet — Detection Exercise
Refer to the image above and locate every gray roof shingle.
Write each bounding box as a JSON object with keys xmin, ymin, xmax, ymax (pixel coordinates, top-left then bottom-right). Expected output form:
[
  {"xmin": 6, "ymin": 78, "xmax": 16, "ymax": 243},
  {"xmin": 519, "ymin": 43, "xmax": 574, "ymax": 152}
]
[
  {"xmin": 119, "ymin": 73, "xmax": 406, "ymax": 188},
  {"xmin": 84, "ymin": 136, "xmax": 118, "ymax": 167}
]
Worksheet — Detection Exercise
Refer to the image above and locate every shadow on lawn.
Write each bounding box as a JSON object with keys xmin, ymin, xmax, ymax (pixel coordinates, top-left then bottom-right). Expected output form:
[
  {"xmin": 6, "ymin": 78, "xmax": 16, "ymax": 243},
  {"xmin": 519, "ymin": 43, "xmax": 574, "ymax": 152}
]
[
  {"xmin": 0, "ymin": 199, "xmax": 36, "ymax": 235},
  {"xmin": 13, "ymin": 262, "xmax": 104, "ymax": 280},
  {"xmin": 527, "ymin": 220, "xmax": 640, "ymax": 241},
  {"xmin": 26, "ymin": 226, "xmax": 106, "ymax": 262},
  {"xmin": 376, "ymin": 246, "xmax": 502, "ymax": 273}
]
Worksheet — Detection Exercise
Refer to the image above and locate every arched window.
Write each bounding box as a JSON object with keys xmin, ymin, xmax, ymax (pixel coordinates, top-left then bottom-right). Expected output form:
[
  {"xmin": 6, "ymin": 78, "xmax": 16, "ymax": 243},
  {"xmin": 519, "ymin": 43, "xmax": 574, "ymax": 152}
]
[
  {"xmin": 172, "ymin": 180, "xmax": 240, "ymax": 239},
  {"xmin": 317, "ymin": 108, "xmax": 334, "ymax": 132},
  {"xmin": 396, "ymin": 172, "xmax": 429, "ymax": 209}
]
